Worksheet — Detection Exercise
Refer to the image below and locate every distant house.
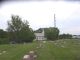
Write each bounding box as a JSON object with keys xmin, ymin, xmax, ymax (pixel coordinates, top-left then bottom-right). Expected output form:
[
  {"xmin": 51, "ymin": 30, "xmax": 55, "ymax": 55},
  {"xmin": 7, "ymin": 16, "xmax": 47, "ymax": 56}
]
[
  {"xmin": 72, "ymin": 35, "xmax": 80, "ymax": 39},
  {"xmin": 34, "ymin": 29, "xmax": 46, "ymax": 40}
]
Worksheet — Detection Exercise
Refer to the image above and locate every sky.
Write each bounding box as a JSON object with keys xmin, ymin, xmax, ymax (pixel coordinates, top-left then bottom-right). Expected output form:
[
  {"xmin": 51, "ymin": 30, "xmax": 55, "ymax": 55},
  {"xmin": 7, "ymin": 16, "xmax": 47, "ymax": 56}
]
[{"xmin": 0, "ymin": 1, "xmax": 80, "ymax": 35}]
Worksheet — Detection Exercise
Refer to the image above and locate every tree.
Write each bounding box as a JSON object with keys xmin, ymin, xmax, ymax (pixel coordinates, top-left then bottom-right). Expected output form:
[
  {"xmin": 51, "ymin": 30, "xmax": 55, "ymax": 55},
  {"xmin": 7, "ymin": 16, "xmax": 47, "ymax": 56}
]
[
  {"xmin": 45, "ymin": 27, "xmax": 59, "ymax": 41},
  {"xmin": 7, "ymin": 15, "xmax": 35, "ymax": 43}
]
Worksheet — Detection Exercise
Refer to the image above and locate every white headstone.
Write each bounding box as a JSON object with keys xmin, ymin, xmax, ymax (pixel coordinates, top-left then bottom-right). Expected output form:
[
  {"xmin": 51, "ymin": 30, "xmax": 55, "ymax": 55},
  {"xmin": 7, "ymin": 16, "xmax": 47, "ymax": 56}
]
[
  {"xmin": 23, "ymin": 55, "xmax": 30, "ymax": 60},
  {"xmin": 36, "ymin": 47, "xmax": 39, "ymax": 48},
  {"xmin": 61, "ymin": 45, "xmax": 64, "ymax": 48},
  {"xmin": 2, "ymin": 51, "xmax": 6, "ymax": 53},
  {"xmin": 0, "ymin": 53, "xmax": 2, "ymax": 55},
  {"xmin": 54, "ymin": 43, "xmax": 57, "ymax": 45},
  {"xmin": 43, "ymin": 41, "xmax": 46, "ymax": 43},
  {"xmin": 29, "ymin": 51, "xmax": 34, "ymax": 54}
]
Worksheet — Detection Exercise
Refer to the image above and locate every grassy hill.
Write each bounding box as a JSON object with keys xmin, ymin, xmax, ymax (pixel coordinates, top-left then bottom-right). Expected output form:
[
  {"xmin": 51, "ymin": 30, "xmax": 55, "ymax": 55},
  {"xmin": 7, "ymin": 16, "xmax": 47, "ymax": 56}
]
[{"xmin": 0, "ymin": 39, "xmax": 80, "ymax": 60}]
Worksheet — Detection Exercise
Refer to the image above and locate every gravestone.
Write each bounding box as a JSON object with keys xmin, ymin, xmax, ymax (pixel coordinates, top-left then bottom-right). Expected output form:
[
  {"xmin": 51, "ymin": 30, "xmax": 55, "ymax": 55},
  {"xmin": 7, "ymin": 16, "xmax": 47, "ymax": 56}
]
[
  {"xmin": 61, "ymin": 45, "xmax": 65, "ymax": 48},
  {"xmin": 23, "ymin": 55, "xmax": 30, "ymax": 60},
  {"xmin": 2, "ymin": 51, "xmax": 6, "ymax": 53},
  {"xmin": 29, "ymin": 51, "xmax": 37, "ymax": 60},
  {"xmin": 0, "ymin": 53, "xmax": 2, "ymax": 55},
  {"xmin": 23, "ymin": 51, "xmax": 37, "ymax": 60},
  {"xmin": 43, "ymin": 41, "xmax": 46, "ymax": 43}
]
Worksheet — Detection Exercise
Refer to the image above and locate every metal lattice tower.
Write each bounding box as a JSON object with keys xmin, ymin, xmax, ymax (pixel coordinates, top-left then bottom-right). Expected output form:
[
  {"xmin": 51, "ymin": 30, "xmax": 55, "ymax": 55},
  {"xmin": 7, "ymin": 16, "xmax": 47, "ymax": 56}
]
[{"xmin": 54, "ymin": 13, "xmax": 56, "ymax": 27}]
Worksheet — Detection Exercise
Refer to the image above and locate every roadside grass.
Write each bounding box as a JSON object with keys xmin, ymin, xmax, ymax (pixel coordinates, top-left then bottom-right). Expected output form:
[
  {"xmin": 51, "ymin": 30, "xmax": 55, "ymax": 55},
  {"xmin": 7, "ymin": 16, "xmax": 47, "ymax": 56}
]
[{"xmin": 0, "ymin": 39, "xmax": 80, "ymax": 60}]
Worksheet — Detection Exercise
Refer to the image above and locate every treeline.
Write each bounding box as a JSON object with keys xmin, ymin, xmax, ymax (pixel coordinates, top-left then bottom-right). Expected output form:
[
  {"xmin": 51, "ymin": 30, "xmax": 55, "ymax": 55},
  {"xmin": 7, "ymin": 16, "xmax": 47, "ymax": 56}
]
[
  {"xmin": 59, "ymin": 34, "xmax": 72, "ymax": 39},
  {"xmin": 0, "ymin": 15, "xmax": 73, "ymax": 44}
]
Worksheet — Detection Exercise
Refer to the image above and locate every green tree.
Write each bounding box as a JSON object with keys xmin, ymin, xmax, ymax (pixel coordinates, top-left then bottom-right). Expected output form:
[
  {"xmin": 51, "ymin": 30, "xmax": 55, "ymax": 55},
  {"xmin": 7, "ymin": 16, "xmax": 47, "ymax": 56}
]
[
  {"xmin": 7, "ymin": 15, "xmax": 35, "ymax": 43},
  {"xmin": 45, "ymin": 27, "xmax": 59, "ymax": 41}
]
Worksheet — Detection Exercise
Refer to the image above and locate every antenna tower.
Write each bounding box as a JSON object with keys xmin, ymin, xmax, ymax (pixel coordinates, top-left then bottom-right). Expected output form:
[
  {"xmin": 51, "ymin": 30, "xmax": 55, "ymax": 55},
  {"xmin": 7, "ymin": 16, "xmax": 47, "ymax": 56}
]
[{"xmin": 54, "ymin": 13, "xmax": 56, "ymax": 27}]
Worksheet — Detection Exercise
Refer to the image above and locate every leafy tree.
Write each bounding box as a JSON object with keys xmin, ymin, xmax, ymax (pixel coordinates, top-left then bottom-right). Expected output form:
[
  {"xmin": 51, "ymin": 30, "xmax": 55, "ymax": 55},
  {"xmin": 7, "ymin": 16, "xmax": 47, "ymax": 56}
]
[
  {"xmin": 45, "ymin": 27, "xmax": 59, "ymax": 41},
  {"xmin": 7, "ymin": 15, "xmax": 35, "ymax": 43}
]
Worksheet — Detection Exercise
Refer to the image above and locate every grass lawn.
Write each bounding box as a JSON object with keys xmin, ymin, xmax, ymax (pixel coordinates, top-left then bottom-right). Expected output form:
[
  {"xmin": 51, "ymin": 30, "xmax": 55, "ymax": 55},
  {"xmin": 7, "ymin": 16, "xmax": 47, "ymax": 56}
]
[
  {"xmin": 37, "ymin": 39, "xmax": 80, "ymax": 60},
  {"xmin": 0, "ymin": 42, "xmax": 37, "ymax": 60},
  {"xmin": 0, "ymin": 39, "xmax": 80, "ymax": 60}
]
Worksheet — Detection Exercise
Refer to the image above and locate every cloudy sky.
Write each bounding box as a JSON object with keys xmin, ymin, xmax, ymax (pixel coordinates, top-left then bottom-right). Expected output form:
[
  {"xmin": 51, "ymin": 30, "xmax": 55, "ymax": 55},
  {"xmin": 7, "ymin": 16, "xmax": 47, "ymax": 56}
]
[{"xmin": 0, "ymin": 1, "xmax": 80, "ymax": 35}]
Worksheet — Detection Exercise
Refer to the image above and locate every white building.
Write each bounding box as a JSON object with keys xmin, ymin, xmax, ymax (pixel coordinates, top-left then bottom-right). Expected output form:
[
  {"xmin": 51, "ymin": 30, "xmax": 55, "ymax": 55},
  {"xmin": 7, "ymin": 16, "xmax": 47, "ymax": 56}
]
[{"xmin": 34, "ymin": 29, "xmax": 46, "ymax": 40}]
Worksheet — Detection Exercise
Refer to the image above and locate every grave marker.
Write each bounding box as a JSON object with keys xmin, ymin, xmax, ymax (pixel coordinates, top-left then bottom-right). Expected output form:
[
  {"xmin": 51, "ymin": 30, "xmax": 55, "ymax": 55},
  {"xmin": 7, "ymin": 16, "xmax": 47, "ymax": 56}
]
[{"xmin": 0, "ymin": 53, "xmax": 2, "ymax": 55}]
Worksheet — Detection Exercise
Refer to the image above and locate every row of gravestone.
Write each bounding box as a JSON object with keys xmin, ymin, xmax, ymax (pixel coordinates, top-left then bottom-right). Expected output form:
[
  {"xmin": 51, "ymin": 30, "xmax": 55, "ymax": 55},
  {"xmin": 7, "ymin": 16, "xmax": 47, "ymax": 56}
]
[
  {"xmin": 0, "ymin": 51, "xmax": 6, "ymax": 55},
  {"xmin": 23, "ymin": 41, "xmax": 46, "ymax": 60}
]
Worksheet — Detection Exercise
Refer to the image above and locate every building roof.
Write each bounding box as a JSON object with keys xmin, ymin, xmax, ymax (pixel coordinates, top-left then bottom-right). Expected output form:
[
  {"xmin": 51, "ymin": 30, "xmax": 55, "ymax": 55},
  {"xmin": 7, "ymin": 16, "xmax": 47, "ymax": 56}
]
[{"xmin": 34, "ymin": 33, "xmax": 44, "ymax": 37}]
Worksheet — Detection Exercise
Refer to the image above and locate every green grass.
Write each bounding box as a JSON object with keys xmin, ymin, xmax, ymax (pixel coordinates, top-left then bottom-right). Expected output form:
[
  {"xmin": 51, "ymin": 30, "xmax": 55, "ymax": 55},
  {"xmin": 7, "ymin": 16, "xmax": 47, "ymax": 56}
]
[
  {"xmin": 0, "ymin": 39, "xmax": 80, "ymax": 60},
  {"xmin": 37, "ymin": 39, "xmax": 80, "ymax": 60},
  {"xmin": 0, "ymin": 42, "xmax": 37, "ymax": 60}
]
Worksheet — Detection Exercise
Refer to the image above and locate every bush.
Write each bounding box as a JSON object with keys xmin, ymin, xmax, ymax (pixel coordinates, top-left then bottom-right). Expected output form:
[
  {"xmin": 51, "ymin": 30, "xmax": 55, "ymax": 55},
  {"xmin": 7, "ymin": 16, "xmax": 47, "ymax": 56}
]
[{"xmin": 0, "ymin": 38, "xmax": 9, "ymax": 44}]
